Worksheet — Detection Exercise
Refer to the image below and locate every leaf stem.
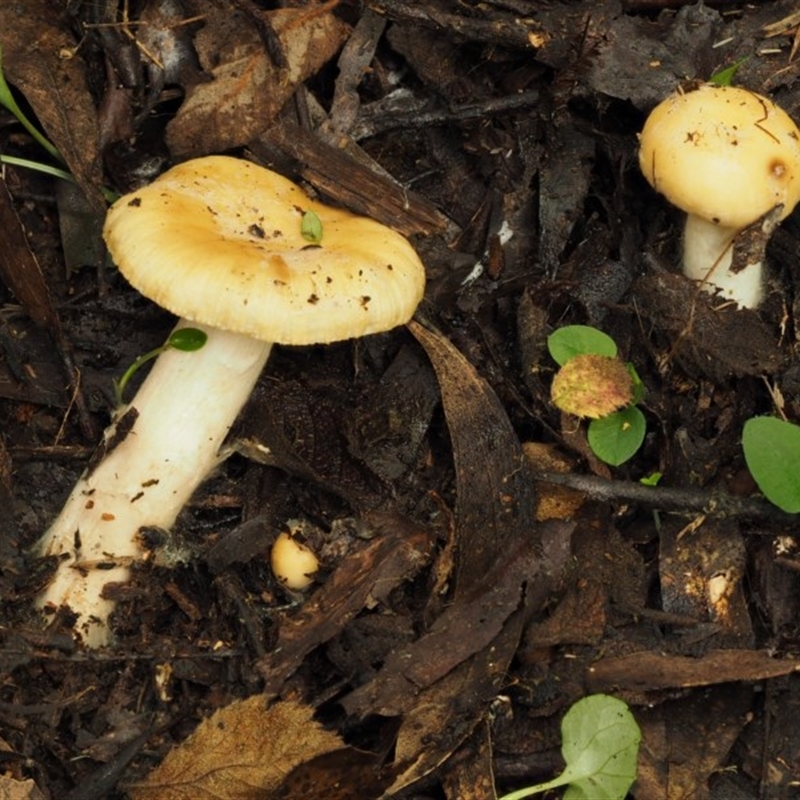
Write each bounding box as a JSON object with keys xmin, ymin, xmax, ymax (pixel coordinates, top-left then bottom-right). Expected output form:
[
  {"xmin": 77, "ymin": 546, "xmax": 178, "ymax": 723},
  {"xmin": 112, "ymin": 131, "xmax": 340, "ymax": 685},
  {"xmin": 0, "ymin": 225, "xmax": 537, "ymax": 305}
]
[
  {"xmin": 0, "ymin": 45, "xmax": 63, "ymax": 162},
  {"xmin": 113, "ymin": 328, "xmax": 209, "ymax": 407},
  {"xmin": 113, "ymin": 346, "xmax": 170, "ymax": 408},
  {"xmin": 0, "ymin": 154, "xmax": 120, "ymax": 204}
]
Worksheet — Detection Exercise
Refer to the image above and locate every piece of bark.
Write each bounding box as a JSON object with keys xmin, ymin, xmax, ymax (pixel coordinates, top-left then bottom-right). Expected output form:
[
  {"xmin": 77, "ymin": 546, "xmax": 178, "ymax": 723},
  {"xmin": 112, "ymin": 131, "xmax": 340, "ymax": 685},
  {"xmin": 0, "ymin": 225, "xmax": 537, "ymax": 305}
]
[
  {"xmin": 257, "ymin": 119, "xmax": 449, "ymax": 237},
  {"xmin": 587, "ymin": 648, "xmax": 800, "ymax": 693},
  {"xmin": 258, "ymin": 512, "xmax": 434, "ymax": 696}
]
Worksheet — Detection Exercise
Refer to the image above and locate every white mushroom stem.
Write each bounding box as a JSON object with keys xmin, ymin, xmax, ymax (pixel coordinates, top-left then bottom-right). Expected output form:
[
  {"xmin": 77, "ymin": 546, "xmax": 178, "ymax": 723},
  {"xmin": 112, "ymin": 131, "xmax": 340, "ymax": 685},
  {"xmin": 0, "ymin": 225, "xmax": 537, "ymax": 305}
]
[
  {"xmin": 35, "ymin": 320, "xmax": 272, "ymax": 647},
  {"xmin": 682, "ymin": 214, "xmax": 763, "ymax": 309}
]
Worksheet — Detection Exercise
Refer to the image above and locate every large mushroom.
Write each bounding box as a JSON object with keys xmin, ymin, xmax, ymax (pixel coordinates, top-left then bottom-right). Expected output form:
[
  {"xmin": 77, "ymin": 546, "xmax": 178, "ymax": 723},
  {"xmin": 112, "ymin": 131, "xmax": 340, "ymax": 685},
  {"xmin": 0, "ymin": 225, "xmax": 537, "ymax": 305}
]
[
  {"xmin": 639, "ymin": 83, "xmax": 800, "ymax": 308},
  {"xmin": 35, "ymin": 155, "xmax": 426, "ymax": 647}
]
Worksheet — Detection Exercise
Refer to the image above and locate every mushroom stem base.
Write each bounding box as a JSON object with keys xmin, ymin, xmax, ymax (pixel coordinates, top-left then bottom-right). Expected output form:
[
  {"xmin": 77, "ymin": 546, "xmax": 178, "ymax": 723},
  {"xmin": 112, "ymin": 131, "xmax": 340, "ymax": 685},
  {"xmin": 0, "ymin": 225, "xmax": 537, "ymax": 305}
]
[
  {"xmin": 682, "ymin": 215, "xmax": 763, "ymax": 308},
  {"xmin": 35, "ymin": 321, "xmax": 273, "ymax": 647}
]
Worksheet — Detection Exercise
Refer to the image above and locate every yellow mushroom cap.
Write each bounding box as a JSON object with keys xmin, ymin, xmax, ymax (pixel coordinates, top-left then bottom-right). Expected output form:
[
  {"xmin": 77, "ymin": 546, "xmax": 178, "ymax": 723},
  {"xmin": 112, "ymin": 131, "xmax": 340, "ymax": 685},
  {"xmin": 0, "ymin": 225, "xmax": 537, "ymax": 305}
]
[
  {"xmin": 271, "ymin": 531, "xmax": 319, "ymax": 590},
  {"xmin": 103, "ymin": 156, "xmax": 426, "ymax": 345},
  {"xmin": 639, "ymin": 84, "xmax": 800, "ymax": 229}
]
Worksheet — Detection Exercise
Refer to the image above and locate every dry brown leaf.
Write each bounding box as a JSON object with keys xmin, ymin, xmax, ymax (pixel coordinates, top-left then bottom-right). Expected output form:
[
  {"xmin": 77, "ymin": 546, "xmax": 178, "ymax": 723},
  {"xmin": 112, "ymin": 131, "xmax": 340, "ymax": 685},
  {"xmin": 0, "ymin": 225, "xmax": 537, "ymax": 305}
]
[
  {"xmin": 0, "ymin": 775, "xmax": 46, "ymax": 800},
  {"xmin": 128, "ymin": 697, "xmax": 342, "ymax": 800},
  {"xmin": 635, "ymin": 684, "xmax": 753, "ymax": 800},
  {"xmin": 633, "ymin": 272, "xmax": 783, "ymax": 380},
  {"xmin": 167, "ymin": 6, "xmax": 350, "ymax": 156},
  {"xmin": 0, "ymin": 0, "xmax": 105, "ymax": 210},
  {"xmin": 0, "ymin": 181, "xmax": 56, "ymax": 331},
  {"xmin": 522, "ymin": 441, "xmax": 586, "ymax": 521},
  {"xmin": 440, "ymin": 724, "xmax": 495, "ymax": 800},
  {"xmin": 407, "ymin": 320, "xmax": 541, "ymax": 597}
]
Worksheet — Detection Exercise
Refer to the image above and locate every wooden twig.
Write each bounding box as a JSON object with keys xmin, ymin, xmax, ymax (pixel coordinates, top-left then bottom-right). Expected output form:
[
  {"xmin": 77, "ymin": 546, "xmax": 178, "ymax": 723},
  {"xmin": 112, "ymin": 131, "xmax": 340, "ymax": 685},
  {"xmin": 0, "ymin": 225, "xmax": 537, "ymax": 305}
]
[{"xmin": 533, "ymin": 470, "xmax": 794, "ymax": 524}]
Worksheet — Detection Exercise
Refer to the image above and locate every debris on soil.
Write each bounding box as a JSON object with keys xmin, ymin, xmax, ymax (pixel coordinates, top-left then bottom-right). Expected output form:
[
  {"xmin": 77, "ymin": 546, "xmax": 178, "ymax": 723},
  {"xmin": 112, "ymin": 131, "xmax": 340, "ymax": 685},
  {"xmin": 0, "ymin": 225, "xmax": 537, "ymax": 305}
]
[{"xmin": 2, "ymin": 0, "xmax": 800, "ymax": 798}]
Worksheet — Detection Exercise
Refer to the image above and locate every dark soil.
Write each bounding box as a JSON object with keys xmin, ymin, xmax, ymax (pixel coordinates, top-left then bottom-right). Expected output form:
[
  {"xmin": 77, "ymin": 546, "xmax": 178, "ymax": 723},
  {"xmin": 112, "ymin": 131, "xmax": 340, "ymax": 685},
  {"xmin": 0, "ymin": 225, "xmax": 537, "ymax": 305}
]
[{"xmin": 2, "ymin": 1, "xmax": 800, "ymax": 798}]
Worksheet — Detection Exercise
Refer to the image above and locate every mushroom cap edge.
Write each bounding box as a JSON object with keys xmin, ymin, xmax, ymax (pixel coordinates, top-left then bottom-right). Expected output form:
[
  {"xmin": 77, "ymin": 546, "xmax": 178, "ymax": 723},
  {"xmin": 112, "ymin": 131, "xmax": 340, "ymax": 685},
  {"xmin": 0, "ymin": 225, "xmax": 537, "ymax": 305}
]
[{"xmin": 103, "ymin": 155, "xmax": 427, "ymax": 345}]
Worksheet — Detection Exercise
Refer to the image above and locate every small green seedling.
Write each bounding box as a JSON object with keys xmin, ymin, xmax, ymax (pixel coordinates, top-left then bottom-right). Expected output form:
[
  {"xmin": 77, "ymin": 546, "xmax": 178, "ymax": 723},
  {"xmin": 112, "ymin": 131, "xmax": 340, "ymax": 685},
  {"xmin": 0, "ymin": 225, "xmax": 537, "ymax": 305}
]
[
  {"xmin": 0, "ymin": 46, "xmax": 119, "ymax": 203},
  {"xmin": 0, "ymin": 44, "xmax": 61, "ymax": 161},
  {"xmin": 709, "ymin": 56, "xmax": 750, "ymax": 87},
  {"xmin": 113, "ymin": 327, "xmax": 208, "ymax": 407},
  {"xmin": 300, "ymin": 209, "xmax": 323, "ymax": 243},
  {"xmin": 498, "ymin": 694, "xmax": 641, "ymax": 800},
  {"xmin": 548, "ymin": 325, "xmax": 646, "ymax": 466},
  {"xmin": 742, "ymin": 416, "xmax": 800, "ymax": 513},
  {"xmin": 639, "ymin": 471, "xmax": 662, "ymax": 487},
  {"xmin": 639, "ymin": 471, "xmax": 664, "ymax": 530}
]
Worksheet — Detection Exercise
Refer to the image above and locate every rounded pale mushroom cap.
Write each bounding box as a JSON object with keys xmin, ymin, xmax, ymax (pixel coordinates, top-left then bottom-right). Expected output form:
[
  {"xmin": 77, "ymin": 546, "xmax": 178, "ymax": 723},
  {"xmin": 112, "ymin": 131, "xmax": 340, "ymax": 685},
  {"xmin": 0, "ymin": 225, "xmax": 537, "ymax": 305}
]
[
  {"xmin": 271, "ymin": 531, "xmax": 319, "ymax": 590},
  {"xmin": 639, "ymin": 84, "xmax": 800, "ymax": 229},
  {"xmin": 103, "ymin": 156, "xmax": 426, "ymax": 345}
]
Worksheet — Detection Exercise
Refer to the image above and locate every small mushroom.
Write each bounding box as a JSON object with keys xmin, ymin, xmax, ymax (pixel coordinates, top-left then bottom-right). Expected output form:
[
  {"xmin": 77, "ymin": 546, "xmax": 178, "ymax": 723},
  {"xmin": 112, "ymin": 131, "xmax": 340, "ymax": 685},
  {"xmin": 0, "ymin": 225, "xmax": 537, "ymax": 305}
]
[
  {"xmin": 35, "ymin": 156, "xmax": 425, "ymax": 646},
  {"xmin": 639, "ymin": 83, "xmax": 800, "ymax": 308},
  {"xmin": 271, "ymin": 529, "xmax": 320, "ymax": 591}
]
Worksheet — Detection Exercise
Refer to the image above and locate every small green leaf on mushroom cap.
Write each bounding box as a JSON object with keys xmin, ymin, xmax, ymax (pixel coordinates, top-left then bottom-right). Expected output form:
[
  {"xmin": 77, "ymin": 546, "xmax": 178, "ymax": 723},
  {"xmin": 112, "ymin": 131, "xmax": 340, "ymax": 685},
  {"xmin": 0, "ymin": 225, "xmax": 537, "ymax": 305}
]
[
  {"xmin": 103, "ymin": 156, "xmax": 426, "ymax": 346},
  {"xmin": 300, "ymin": 209, "xmax": 323, "ymax": 243}
]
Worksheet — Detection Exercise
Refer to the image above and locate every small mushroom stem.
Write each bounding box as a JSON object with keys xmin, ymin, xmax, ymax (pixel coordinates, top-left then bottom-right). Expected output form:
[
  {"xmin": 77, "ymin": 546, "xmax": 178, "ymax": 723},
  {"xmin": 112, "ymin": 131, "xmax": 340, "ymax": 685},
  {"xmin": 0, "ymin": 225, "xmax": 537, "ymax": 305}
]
[
  {"xmin": 682, "ymin": 214, "xmax": 763, "ymax": 309},
  {"xmin": 35, "ymin": 320, "xmax": 272, "ymax": 647}
]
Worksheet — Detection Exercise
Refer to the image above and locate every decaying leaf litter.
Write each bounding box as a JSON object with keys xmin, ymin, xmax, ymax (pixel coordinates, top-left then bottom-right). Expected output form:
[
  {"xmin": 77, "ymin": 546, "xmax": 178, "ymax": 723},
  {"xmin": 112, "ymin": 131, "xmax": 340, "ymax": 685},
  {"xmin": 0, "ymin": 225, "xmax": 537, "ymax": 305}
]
[{"xmin": 1, "ymin": 0, "xmax": 800, "ymax": 797}]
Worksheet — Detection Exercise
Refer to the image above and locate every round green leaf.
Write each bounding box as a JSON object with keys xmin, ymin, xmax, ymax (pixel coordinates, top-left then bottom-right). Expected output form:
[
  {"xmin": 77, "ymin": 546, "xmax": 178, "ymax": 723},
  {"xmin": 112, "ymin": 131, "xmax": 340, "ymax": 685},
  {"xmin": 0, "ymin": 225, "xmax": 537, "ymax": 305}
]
[
  {"xmin": 168, "ymin": 327, "xmax": 208, "ymax": 352},
  {"xmin": 548, "ymin": 325, "xmax": 618, "ymax": 366},
  {"xmin": 560, "ymin": 694, "xmax": 641, "ymax": 800},
  {"xmin": 496, "ymin": 694, "xmax": 641, "ymax": 800},
  {"xmin": 742, "ymin": 416, "xmax": 800, "ymax": 513},
  {"xmin": 587, "ymin": 406, "xmax": 646, "ymax": 466}
]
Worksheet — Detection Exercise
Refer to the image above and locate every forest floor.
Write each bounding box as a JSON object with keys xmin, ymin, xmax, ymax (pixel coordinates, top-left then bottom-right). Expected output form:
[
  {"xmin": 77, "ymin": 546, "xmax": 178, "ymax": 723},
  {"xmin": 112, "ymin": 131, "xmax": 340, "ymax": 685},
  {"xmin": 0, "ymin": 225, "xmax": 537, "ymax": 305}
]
[{"xmin": 2, "ymin": 1, "xmax": 800, "ymax": 798}]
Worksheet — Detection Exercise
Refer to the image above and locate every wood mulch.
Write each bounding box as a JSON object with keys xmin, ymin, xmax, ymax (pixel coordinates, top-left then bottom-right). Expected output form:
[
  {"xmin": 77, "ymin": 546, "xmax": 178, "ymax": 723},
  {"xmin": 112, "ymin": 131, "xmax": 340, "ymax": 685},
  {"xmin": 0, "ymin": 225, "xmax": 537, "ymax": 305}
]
[{"xmin": 1, "ymin": 1, "xmax": 800, "ymax": 798}]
